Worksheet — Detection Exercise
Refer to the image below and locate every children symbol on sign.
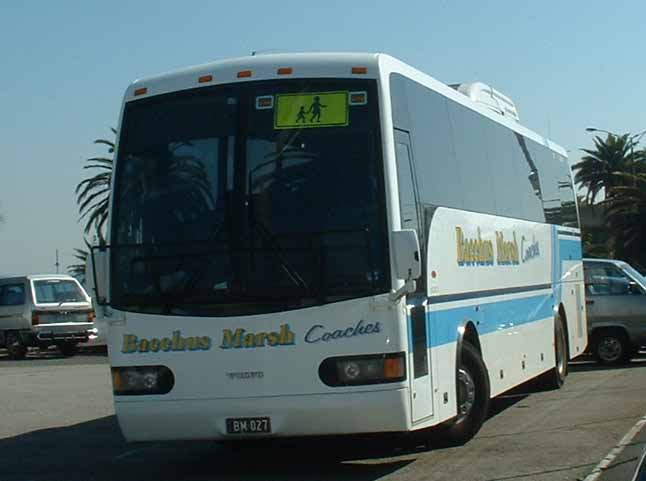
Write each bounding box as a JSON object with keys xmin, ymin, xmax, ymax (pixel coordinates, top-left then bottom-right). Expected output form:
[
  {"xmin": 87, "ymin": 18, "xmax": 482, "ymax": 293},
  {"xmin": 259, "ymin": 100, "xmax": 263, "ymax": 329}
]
[
  {"xmin": 295, "ymin": 106, "xmax": 307, "ymax": 123},
  {"xmin": 308, "ymin": 96, "xmax": 326, "ymax": 122}
]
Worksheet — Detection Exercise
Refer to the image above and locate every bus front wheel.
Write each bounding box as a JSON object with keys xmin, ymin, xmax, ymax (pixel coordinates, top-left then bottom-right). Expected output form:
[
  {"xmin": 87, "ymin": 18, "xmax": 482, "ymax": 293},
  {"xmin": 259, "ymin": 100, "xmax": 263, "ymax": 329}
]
[{"xmin": 444, "ymin": 341, "xmax": 490, "ymax": 445}]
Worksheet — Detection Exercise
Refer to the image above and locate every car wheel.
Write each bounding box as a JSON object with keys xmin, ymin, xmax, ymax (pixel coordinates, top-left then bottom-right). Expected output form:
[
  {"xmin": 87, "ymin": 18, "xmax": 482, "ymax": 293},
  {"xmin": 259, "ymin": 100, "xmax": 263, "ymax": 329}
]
[
  {"xmin": 57, "ymin": 342, "xmax": 79, "ymax": 357},
  {"xmin": 6, "ymin": 331, "xmax": 28, "ymax": 360},
  {"xmin": 542, "ymin": 314, "xmax": 568, "ymax": 389},
  {"xmin": 444, "ymin": 341, "xmax": 491, "ymax": 445},
  {"xmin": 593, "ymin": 330, "xmax": 631, "ymax": 365}
]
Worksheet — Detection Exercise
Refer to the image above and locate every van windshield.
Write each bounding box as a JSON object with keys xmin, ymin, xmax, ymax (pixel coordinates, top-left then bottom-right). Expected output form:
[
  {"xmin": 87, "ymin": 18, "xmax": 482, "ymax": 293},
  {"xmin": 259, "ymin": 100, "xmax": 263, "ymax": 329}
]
[
  {"xmin": 33, "ymin": 280, "xmax": 86, "ymax": 304},
  {"xmin": 619, "ymin": 262, "xmax": 646, "ymax": 288}
]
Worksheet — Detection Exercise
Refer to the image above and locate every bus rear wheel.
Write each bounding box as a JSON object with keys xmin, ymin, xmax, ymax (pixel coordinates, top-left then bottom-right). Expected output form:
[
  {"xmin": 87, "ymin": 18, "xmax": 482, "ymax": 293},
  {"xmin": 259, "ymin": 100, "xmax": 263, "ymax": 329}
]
[
  {"xmin": 444, "ymin": 341, "xmax": 490, "ymax": 445},
  {"xmin": 541, "ymin": 314, "xmax": 568, "ymax": 389}
]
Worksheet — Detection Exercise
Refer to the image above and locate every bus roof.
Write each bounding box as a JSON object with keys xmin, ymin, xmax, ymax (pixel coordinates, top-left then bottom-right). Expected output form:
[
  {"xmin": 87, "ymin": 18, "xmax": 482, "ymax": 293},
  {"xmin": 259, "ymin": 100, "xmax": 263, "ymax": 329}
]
[{"xmin": 122, "ymin": 52, "xmax": 567, "ymax": 158}]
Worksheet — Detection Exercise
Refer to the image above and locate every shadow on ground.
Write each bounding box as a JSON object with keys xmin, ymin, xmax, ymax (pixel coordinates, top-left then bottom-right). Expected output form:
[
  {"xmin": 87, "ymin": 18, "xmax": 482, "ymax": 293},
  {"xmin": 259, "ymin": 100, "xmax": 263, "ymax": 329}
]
[
  {"xmin": 0, "ymin": 362, "xmax": 560, "ymax": 480},
  {"xmin": 0, "ymin": 416, "xmax": 417, "ymax": 481}
]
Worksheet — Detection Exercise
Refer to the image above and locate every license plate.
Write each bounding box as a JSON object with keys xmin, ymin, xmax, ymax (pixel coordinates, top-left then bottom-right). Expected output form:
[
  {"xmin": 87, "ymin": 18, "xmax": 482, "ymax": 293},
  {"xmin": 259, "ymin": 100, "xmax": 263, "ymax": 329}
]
[{"xmin": 226, "ymin": 417, "xmax": 271, "ymax": 434}]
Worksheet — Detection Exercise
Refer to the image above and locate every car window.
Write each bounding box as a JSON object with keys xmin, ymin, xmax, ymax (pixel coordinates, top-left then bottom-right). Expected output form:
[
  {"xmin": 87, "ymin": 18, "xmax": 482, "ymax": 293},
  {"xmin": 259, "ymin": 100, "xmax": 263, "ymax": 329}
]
[
  {"xmin": 33, "ymin": 279, "xmax": 86, "ymax": 304},
  {"xmin": 584, "ymin": 264, "xmax": 634, "ymax": 296},
  {"xmin": 0, "ymin": 283, "xmax": 26, "ymax": 306}
]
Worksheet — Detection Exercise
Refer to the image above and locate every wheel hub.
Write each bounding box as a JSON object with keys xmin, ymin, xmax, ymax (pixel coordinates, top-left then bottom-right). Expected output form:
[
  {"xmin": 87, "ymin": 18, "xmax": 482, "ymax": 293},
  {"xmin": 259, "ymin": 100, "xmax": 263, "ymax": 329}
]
[
  {"xmin": 457, "ymin": 368, "xmax": 476, "ymax": 419},
  {"xmin": 598, "ymin": 337, "xmax": 622, "ymax": 362}
]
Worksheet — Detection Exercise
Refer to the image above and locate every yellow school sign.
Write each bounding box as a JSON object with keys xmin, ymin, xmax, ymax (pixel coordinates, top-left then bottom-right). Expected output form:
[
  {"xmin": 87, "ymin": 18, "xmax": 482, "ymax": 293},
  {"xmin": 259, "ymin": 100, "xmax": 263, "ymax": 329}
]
[{"xmin": 274, "ymin": 91, "xmax": 349, "ymax": 129}]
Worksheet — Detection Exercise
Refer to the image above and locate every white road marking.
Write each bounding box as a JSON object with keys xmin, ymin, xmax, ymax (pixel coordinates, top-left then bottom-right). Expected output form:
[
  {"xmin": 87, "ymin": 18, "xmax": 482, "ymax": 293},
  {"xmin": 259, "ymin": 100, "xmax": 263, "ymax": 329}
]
[{"xmin": 582, "ymin": 413, "xmax": 646, "ymax": 481}]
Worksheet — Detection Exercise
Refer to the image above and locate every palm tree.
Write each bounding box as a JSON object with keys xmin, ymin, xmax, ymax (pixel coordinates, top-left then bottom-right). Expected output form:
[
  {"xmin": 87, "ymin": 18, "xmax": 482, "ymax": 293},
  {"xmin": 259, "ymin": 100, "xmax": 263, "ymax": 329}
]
[
  {"xmin": 67, "ymin": 246, "xmax": 89, "ymax": 285},
  {"xmin": 573, "ymin": 134, "xmax": 635, "ymax": 204},
  {"xmin": 603, "ymin": 172, "xmax": 646, "ymax": 269},
  {"xmin": 75, "ymin": 128, "xmax": 115, "ymax": 243}
]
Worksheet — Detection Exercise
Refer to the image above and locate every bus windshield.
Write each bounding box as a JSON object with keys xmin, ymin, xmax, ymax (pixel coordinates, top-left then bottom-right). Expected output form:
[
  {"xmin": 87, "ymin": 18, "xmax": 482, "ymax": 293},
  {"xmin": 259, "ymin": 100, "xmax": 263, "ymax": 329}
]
[{"xmin": 110, "ymin": 79, "xmax": 388, "ymax": 316}]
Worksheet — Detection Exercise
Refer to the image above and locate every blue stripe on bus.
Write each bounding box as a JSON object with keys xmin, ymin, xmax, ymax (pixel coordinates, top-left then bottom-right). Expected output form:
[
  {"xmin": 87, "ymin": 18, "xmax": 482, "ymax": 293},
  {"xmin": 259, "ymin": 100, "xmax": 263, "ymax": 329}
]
[
  {"xmin": 426, "ymin": 292, "xmax": 554, "ymax": 348},
  {"xmin": 558, "ymin": 238, "xmax": 582, "ymax": 262}
]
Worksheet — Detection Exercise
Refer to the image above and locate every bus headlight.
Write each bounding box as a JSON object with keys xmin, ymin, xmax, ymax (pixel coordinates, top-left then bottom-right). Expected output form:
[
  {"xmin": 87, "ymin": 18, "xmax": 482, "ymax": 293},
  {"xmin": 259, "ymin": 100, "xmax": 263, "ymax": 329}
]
[
  {"xmin": 319, "ymin": 352, "xmax": 406, "ymax": 387},
  {"xmin": 111, "ymin": 366, "xmax": 174, "ymax": 396}
]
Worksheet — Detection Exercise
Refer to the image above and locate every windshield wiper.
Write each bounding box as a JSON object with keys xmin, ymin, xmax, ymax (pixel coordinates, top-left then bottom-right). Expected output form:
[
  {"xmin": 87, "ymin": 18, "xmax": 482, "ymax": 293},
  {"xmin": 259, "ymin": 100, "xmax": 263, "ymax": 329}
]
[{"xmin": 249, "ymin": 217, "xmax": 310, "ymax": 290}]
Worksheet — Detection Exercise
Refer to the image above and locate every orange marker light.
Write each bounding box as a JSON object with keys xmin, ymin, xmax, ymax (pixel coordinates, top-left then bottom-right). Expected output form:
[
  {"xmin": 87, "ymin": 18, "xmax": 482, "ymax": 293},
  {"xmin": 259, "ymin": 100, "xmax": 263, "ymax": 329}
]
[
  {"xmin": 350, "ymin": 93, "xmax": 366, "ymax": 104},
  {"xmin": 257, "ymin": 97, "xmax": 273, "ymax": 108},
  {"xmin": 111, "ymin": 369, "xmax": 124, "ymax": 391},
  {"xmin": 352, "ymin": 67, "xmax": 368, "ymax": 74},
  {"xmin": 198, "ymin": 74, "xmax": 213, "ymax": 83},
  {"xmin": 134, "ymin": 87, "xmax": 148, "ymax": 96},
  {"xmin": 384, "ymin": 357, "xmax": 405, "ymax": 379},
  {"xmin": 277, "ymin": 67, "xmax": 293, "ymax": 75},
  {"xmin": 237, "ymin": 70, "xmax": 252, "ymax": 78}
]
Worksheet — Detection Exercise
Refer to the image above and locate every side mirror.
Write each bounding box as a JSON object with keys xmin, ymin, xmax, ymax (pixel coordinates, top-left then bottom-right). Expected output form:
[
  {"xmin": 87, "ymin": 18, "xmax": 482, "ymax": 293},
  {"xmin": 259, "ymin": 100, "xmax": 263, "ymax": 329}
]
[
  {"xmin": 392, "ymin": 229, "xmax": 421, "ymax": 281},
  {"xmin": 89, "ymin": 247, "xmax": 109, "ymax": 306},
  {"xmin": 628, "ymin": 281, "xmax": 643, "ymax": 295}
]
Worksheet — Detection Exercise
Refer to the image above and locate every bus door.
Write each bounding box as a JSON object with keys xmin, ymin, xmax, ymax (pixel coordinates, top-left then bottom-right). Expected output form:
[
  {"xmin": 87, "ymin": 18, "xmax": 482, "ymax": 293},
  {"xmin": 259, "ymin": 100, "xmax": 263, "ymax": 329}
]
[{"xmin": 394, "ymin": 129, "xmax": 433, "ymax": 423}]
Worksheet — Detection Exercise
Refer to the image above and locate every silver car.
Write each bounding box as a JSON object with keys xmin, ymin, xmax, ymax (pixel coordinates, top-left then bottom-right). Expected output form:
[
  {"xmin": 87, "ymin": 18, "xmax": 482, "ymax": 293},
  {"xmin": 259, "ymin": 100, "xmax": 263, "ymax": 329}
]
[
  {"xmin": 0, "ymin": 274, "xmax": 95, "ymax": 359},
  {"xmin": 583, "ymin": 258, "xmax": 646, "ymax": 364}
]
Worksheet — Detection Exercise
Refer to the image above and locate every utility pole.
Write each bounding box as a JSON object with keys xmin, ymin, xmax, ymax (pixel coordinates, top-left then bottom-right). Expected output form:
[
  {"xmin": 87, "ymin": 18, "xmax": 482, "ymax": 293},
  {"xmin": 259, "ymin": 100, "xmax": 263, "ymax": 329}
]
[{"xmin": 55, "ymin": 249, "xmax": 60, "ymax": 274}]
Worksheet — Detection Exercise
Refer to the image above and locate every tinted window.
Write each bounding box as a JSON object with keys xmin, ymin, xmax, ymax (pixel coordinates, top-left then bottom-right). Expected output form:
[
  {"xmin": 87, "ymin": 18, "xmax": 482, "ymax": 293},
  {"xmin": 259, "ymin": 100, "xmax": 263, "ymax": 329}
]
[
  {"xmin": 393, "ymin": 76, "xmax": 464, "ymax": 210},
  {"xmin": 390, "ymin": 74, "xmax": 577, "ymax": 227},
  {"xmin": 556, "ymin": 154, "xmax": 578, "ymax": 227},
  {"xmin": 584, "ymin": 263, "xmax": 634, "ymax": 296},
  {"xmin": 0, "ymin": 284, "xmax": 25, "ymax": 306},
  {"xmin": 33, "ymin": 280, "xmax": 85, "ymax": 304},
  {"xmin": 112, "ymin": 79, "xmax": 388, "ymax": 316},
  {"xmin": 448, "ymin": 103, "xmax": 497, "ymax": 214}
]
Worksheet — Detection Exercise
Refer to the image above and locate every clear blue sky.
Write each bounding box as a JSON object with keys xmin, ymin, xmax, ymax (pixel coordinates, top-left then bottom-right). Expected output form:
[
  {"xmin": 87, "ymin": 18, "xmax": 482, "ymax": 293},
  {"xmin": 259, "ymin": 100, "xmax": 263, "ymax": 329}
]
[{"xmin": 1, "ymin": 0, "xmax": 644, "ymax": 275}]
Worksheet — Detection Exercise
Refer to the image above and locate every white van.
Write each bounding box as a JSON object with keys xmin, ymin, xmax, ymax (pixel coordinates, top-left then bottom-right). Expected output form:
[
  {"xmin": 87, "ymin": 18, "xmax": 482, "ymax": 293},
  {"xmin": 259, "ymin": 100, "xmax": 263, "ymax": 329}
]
[{"xmin": 0, "ymin": 274, "xmax": 95, "ymax": 359}]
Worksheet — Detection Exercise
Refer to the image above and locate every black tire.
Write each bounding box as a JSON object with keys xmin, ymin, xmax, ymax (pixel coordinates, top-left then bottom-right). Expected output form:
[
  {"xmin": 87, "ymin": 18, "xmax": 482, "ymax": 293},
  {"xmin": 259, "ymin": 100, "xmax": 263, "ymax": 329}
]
[
  {"xmin": 444, "ymin": 341, "xmax": 490, "ymax": 445},
  {"xmin": 6, "ymin": 331, "xmax": 28, "ymax": 360},
  {"xmin": 542, "ymin": 314, "xmax": 568, "ymax": 389},
  {"xmin": 57, "ymin": 342, "xmax": 79, "ymax": 357},
  {"xmin": 592, "ymin": 329, "xmax": 631, "ymax": 365}
]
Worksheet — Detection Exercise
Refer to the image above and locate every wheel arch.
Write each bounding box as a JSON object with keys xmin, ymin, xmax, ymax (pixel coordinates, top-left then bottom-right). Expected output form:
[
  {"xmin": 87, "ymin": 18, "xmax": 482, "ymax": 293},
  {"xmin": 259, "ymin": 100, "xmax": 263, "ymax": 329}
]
[{"xmin": 456, "ymin": 320, "xmax": 483, "ymax": 364}]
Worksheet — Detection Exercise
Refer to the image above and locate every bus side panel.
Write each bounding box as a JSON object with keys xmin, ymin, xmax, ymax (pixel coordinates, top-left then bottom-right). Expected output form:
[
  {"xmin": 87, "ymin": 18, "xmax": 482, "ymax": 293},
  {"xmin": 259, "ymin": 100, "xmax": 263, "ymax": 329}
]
[
  {"xmin": 553, "ymin": 227, "xmax": 587, "ymax": 359},
  {"xmin": 426, "ymin": 208, "xmax": 557, "ymax": 413}
]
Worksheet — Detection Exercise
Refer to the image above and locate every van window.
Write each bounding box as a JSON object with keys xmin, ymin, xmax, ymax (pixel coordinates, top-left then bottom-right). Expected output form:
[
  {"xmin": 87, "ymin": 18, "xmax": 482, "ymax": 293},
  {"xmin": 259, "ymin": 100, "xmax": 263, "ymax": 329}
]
[
  {"xmin": 33, "ymin": 280, "xmax": 85, "ymax": 304},
  {"xmin": 0, "ymin": 284, "xmax": 26, "ymax": 306},
  {"xmin": 584, "ymin": 264, "xmax": 633, "ymax": 296}
]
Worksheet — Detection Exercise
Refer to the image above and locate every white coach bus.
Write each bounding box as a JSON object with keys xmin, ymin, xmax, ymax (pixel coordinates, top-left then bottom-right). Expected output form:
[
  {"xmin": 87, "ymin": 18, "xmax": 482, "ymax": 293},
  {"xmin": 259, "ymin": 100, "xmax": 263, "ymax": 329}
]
[{"xmin": 93, "ymin": 53, "xmax": 586, "ymax": 444}]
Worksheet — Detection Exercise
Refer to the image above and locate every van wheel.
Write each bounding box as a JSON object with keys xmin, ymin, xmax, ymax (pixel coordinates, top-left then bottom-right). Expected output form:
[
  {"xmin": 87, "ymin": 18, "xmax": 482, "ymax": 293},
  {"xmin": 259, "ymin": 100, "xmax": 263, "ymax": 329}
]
[
  {"xmin": 542, "ymin": 314, "xmax": 568, "ymax": 389},
  {"xmin": 57, "ymin": 342, "xmax": 79, "ymax": 357},
  {"xmin": 593, "ymin": 330, "xmax": 631, "ymax": 365},
  {"xmin": 444, "ymin": 342, "xmax": 490, "ymax": 445},
  {"xmin": 6, "ymin": 331, "xmax": 28, "ymax": 360}
]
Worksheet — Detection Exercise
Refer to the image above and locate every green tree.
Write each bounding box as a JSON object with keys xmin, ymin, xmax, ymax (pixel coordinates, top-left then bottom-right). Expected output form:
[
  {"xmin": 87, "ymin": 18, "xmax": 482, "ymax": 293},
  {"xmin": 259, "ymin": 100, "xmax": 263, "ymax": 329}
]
[
  {"xmin": 603, "ymin": 172, "xmax": 646, "ymax": 270},
  {"xmin": 75, "ymin": 128, "xmax": 115, "ymax": 243},
  {"xmin": 573, "ymin": 134, "xmax": 636, "ymax": 204},
  {"xmin": 67, "ymin": 246, "xmax": 89, "ymax": 285}
]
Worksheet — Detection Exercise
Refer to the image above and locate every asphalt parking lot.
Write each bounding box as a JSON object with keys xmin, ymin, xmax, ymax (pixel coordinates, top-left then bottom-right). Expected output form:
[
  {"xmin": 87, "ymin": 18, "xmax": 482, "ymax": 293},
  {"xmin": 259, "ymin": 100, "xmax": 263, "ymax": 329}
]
[{"xmin": 1, "ymin": 350, "xmax": 645, "ymax": 481}]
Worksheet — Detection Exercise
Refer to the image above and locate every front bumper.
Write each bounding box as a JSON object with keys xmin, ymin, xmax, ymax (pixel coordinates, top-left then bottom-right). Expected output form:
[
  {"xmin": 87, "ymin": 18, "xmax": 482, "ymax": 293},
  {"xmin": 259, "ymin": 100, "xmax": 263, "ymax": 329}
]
[{"xmin": 115, "ymin": 387, "xmax": 412, "ymax": 442}]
